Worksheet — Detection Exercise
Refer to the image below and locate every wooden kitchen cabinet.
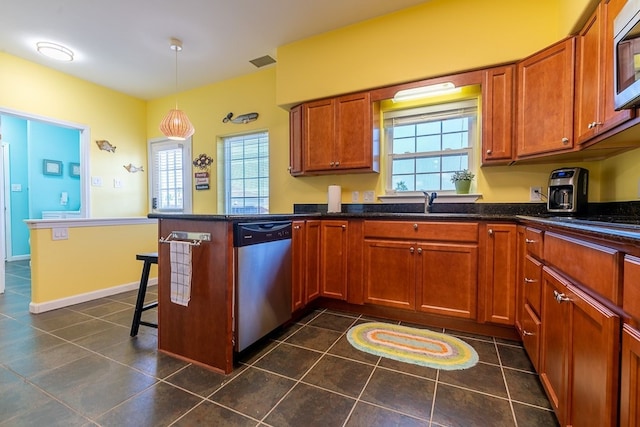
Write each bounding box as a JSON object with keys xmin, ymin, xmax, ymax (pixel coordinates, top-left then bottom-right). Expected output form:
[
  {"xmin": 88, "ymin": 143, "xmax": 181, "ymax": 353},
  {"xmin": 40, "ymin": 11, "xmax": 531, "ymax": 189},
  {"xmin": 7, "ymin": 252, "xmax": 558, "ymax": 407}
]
[
  {"xmin": 320, "ymin": 220, "xmax": 348, "ymax": 299},
  {"xmin": 291, "ymin": 220, "xmax": 322, "ymax": 311},
  {"xmin": 516, "ymin": 38, "xmax": 575, "ymax": 157},
  {"xmin": 298, "ymin": 91, "xmax": 378, "ymax": 175},
  {"xmin": 288, "ymin": 104, "xmax": 303, "ymax": 176},
  {"xmin": 482, "ymin": 65, "xmax": 515, "ymax": 164},
  {"xmin": 574, "ymin": 0, "xmax": 634, "ymax": 145},
  {"xmin": 305, "ymin": 220, "xmax": 321, "ymax": 302},
  {"xmin": 621, "ymin": 324, "xmax": 640, "ymax": 427},
  {"xmin": 480, "ymin": 223, "xmax": 517, "ymax": 325},
  {"xmin": 363, "ymin": 239, "xmax": 416, "ymax": 309},
  {"xmin": 291, "ymin": 221, "xmax": 305, "ymax": 311},
  {"xmin": 540, "ymin": 267, "xmax": 620, "ymax": 427}
]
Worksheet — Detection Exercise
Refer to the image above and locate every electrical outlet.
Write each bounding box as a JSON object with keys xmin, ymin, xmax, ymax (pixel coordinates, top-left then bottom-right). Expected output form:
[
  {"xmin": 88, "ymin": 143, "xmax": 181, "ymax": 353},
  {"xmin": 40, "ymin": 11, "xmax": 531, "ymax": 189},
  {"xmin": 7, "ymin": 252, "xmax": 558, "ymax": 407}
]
[
  {"xmin": 91, "ymin": 176, "xmax": 103, "ymax": 187},
  {"xmin": 352, "ymin": 191, "xmax": 359, "ymax": 202},
  {"xmin": 363, "ymin": 191, "xmax": 375, "ymax": 203},
  {"xmin": 530, "ymin": 186, "xmax": 542, "ymax": 202}
]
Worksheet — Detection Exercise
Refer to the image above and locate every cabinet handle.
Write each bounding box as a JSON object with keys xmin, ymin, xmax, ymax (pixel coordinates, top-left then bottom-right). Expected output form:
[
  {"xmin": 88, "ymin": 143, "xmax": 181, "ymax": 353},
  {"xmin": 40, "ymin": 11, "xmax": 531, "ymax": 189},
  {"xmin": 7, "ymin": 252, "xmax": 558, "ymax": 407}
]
[
  {"xmin": 335, "ymin": 161, "xmax": 340, "ymax": 167},
  {"xmin": 524, "ymin": 277, "xmax": 536, "ymax": 283},
  {"xmin": 341, "ymin": 224, "xmax": 346, "ymax": 229},
  {"xmin": 409, "ymin": 247, "xmax": 415, "ymax": 253},
  {"xmin": 413, "ymin": 223, "xmax": 418, "ymax": 230},
  {"xmin": 488, "ymin": 228, "xmax": 493, "ymax": 235},
  {"xmin": 588, "ymin": 121, "xmax": 603, "ymax": 129},
  {"xmin": 294, "ymin": 225, "xmax": 301, "ymax": 230},
  {"xmin": 561, "ymin": 137, "xmax": 570, "ymax": 145},
  {"xmin": 288, "ymin": 166, "xmax": 292, "ymax": 171},
  {"xmin": 329, "ymin": 161, "xmax": 335, "ymax": 166},
  {"xmin": 522, "ymin": 330, "xmax": 534, "ymax": 336},
  {"xmin": 417, "ymin": 248, "xmax": 422, "ymax": 254},
  {"xmin": 525, "ymin": 238, "xmax": 536, "ymax": 244},
  {"xmin": 486, "ymin": 149, "xmax": 492, "ymax": 155},
  {"xmin": 553, "ymin": 290, "xmax": 571, "ymax": 303}
]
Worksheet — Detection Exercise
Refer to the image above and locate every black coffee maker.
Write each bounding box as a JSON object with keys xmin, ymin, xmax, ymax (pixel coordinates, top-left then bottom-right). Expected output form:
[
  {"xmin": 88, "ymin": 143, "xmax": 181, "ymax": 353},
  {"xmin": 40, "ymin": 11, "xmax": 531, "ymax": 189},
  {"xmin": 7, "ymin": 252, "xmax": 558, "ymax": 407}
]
[{"xmin": 547, "ymin": 167, "xmax": 589, "ymax": 214}]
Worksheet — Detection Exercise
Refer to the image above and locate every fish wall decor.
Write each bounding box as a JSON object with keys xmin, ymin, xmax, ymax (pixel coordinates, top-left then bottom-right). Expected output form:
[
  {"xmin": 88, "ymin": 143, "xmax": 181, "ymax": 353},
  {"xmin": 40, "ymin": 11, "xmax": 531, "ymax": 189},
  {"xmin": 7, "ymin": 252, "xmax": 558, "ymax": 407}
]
[
  {"xmin": 124, "ymin": 163, "xmax": 144, "ymax": 173},
  {"xmin": 222, "ymin": 112, "xmax": 259, "ymax": 124},
  {"xmin": 96, "ymin": 140, "xmax": 116, "ymax": 153}
]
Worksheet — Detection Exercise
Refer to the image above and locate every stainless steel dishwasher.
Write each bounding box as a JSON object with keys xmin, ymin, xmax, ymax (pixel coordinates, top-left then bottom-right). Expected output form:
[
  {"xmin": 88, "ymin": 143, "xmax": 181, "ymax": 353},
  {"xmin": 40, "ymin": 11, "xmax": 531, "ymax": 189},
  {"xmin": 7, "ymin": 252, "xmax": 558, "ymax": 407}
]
[{"xmin": 233, "ymin": 220, "xmax": 292, "ymax": 352}]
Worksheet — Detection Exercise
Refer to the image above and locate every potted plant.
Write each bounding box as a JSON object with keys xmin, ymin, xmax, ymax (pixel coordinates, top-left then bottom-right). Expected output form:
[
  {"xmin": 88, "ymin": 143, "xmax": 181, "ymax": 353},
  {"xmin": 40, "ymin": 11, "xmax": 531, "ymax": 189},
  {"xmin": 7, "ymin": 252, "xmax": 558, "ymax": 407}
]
[{"xmin": 451, "ymin": 169, "xmax": 475, "ymax": 194}]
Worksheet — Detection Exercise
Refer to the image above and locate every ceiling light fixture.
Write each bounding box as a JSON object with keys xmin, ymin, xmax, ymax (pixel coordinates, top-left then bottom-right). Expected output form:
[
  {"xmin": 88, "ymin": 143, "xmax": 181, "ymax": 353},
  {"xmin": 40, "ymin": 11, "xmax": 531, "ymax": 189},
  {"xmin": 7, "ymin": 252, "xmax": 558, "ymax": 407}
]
[
  {"xmin": 159, "ymin": 38, "xmax": 195, "ymax": 140},
  {"xmin": 36, "ymin": 41, "xmax": 74, "ymax": 61},
  {"xmin": 393, "ymin": 82, "xmax": 461, "ymax": 102}
]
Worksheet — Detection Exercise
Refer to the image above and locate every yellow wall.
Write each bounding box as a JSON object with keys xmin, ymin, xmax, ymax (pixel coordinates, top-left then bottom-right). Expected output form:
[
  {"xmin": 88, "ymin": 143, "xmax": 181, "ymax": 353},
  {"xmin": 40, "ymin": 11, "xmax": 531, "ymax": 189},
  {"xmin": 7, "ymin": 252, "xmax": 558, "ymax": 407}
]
[
  {"xmin": 0, "ymin": 53, "xmax": 148, "ymax": 217},
  {"xmin": 30, "ymin": 222, "xmax": 157, "ymax": 304},
  {"xmin": 601, "ymin": 148, "xmax": 640, "ymax": 201}
]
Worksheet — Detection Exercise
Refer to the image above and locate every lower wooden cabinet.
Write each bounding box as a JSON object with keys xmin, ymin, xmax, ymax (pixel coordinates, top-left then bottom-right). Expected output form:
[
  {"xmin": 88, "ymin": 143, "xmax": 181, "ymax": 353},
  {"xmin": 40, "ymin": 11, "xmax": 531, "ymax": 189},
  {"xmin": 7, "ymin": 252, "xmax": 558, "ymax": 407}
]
[
  {"xmin": 621, "ymin": 324, "xmax": 640, "ymax": 427},
  {"xmin": 540, "ymin": 267, "xmax": 620, "ymax": 426},
  {"xmin": 363, "ymin": 239, "xmax": 416, "ymax": 309},
  {"xmin": 320, "ymin": 220, "xmax": 348, "ymax": 299},
  {"xmin": 481, "ymin": 223, "xmax": 517, "ymax": 324},
  {"xmin": 291, "ymin": 220, "xmax": 321, "ymax": 311}
]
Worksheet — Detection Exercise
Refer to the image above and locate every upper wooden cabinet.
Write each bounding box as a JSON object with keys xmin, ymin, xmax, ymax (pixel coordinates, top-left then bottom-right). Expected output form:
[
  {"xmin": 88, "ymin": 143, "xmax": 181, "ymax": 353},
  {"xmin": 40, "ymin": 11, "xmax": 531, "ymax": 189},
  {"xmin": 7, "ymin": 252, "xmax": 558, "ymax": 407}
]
[
  {"xmin": 516, "ymin": 38, "xmax": 576, "ymax": 158},
  {"xmin": 482, "ymin": 65, "xmax": 515, "ymax": 164},
  {"xmin": 574, "ymin": 0, "xmax": 634, "ymax": 145},
  {"xmin": 288, "ymin": 91, "xmax": 380, "ymax": 176}
]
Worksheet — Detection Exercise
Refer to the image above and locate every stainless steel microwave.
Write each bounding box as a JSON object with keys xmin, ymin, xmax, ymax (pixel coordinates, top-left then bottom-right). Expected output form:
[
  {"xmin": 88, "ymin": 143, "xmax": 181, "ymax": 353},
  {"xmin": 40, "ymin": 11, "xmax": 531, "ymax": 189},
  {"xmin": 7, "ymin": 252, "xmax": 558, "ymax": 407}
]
[{"xmin": 614, "ymin": 0, "xmax": 640, "ymax": 110}]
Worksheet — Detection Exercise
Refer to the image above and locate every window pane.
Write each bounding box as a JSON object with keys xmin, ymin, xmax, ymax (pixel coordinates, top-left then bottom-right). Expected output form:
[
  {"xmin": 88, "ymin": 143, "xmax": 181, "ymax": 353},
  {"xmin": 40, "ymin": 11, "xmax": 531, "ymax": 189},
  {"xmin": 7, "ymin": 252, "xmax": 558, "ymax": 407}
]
[
  {"xmin": 442, "ymin": 132, "xmax": 466, "ymax": 150},
  {"xmin": 416, "ymin": 135, "xmax": 440, "ymax": 152},
  {"xmin": 442, "ymin": 154, "xmax": 468, "ymax": 172},
  {"xmin": 393, "ymin": 125, "xmax": 415, "ymax": 138},
  {"xmin": 417, "ymin": 121, "xmax": 441, "ymax": 135},
  {"xmin": 393, "ymin": 137, "xmax": 416, "ymax": 154},
  {"xmin": 224, "ymin": 132, "xmax": 269, "ymax": 214},
  {"xmin": 416, "ymin": 157, "xmax": 440, "ymax": 173},
  {"xmin": 416, "ymin": 173, "xmax": 440, "ymax": 191},
  {"xmin": 442, "ymin": 118, "xmax": 468, "ymax": 133},
  {"xmin": 393, "ymin": 158, "xmax": 415, "ymax": 174},
  {"xmin": 392, "ymin": 175, "xmax": 414, "ymax": 192}
]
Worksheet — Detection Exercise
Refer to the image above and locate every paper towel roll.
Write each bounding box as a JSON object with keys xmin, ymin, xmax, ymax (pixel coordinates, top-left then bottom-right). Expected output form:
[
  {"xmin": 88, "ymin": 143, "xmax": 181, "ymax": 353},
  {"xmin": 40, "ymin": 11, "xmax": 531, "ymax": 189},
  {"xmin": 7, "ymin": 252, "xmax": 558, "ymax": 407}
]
[{"xmin": 327, "ymin": 185, "xmax": 342, "ymax": 213}]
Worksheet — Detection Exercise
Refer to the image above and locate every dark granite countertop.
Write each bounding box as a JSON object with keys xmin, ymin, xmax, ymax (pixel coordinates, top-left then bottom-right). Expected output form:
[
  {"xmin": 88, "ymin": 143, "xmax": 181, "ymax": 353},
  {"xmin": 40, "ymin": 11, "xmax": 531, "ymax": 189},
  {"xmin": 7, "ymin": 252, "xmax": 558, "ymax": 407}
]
[{"xmin": 517, "ymin": 215, "xmax": 640, "ymax": 245}]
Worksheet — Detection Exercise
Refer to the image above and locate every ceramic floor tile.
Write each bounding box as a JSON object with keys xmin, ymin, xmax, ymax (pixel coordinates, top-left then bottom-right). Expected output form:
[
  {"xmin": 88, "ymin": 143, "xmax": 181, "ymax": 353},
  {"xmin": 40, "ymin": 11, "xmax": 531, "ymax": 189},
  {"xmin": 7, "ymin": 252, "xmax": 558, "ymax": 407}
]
[
  {"xmin": 4, "ymin": 341, "xmax": 93, "ymax": 378},
  {"xmin": 253, "ymin": 343, "xmax": 322, "ymax": 379},
  {"xmin": 50, "ymin": 318, "xmax": 119, "ymax": 341},
  {"xmin": 328, "ymin": 335, "xmax": 381, "ymax": 364},
  {"xmin": 345, "ymin": 401, "xmax": 429, "ymax": 427},
  {"xmin": 461, "ymin": 337, "xmax": 500, "ymax": 365},
  {"xmin": 377, "ymin": 357, "xmax": 438, "ymax": 380},
  {"xmin": 73, "ymin": 300, "xmax": 132, "ymax": 318},
  {"xmin": 165, "ymin": 364, "xmax": 229, "ymax": 397},
  {"xmin": 498, "ymin": 343, "xmax": 535, "ymax": 372},
  {"xmin": 503, "ymin": 368, "xmax": 552, "ymax": 408},
  {"xmin": 264, "ymin": 382, "xmax": 355, "ymax": 427},
  {"xmin": 284, "ymin": 324, "xmax": 342, "ymax": 351},
  {"xmin": 172, "ymin": 401, "xmax": 257, "ymax": 426},
  {"xmin": 71, "ymin": 323, "xmax": 131, "ymax": 352},
  {"xmin": 95, "ymin": 381, "xmax": 202, "ymax": 427},
  {"xmin": 0, "ymin": 398, "xmax": 90, "ymax": 427},
  {"xmin": 14, "ymin": 309, "xmax": 94, "ymax": 332},
  {"xmin": 0, "ymin": 378, "xmax": 53, "ymax": 421},
  {"xmin": 360, "ymin": 367, "xmax": 435, "ymax": 420},
  {"xmin": 0, "ymin": 331, "xmax": 66, "ymax": 364},
  {"xmin": 301, "ymin": 354, "xmax": 374, "ymax": 397},
  {"xmin": 438, "ymin": 362, "xmax": 508, "ymax": 398},
  {"xmin": 431, "ymin": 383, "xmax": 515, "ymax": 427},
  {"xmin": 308, "ymin": 311, "xmax": 358, "ymax": 332},
  {"xmin": 512, "ymin": 401, "xmax": 559, "ymax": 426}
]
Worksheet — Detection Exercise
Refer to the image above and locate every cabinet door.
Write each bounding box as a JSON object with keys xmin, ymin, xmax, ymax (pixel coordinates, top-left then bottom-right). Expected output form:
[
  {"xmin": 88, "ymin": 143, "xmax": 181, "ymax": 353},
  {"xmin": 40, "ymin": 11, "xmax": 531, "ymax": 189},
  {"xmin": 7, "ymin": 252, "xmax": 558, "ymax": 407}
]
[
  {"xmin": 540, "ymin": 268, "xmax": 570, "ymax": 425},
  {"xmin": 291, "ymin": 221, "xmax": 306, "ymax": 311},
  {"xmin": 516, "ymin": 38, "xmax": 575, "ymax": 157},
  {"xmin": 621, "ymin": 324, "xmax": 640, "ymax": 427},
  {"xmin": 521, "ymin": 303, "xmax": 541, "ymax": 372},
  {"xmin": 335, "ymin": 92, "xmax": 373, "ymax": 170},
  {"xmin": 303, "ymin": 99, "xmax": 335, "ymax": 172},
  {"xmin": 574, "ymin": 3, "xmax": 603, "ymax": 144},
  {"xmin": 482, "ymin": 65, "xmax": 514, "ymax": 164},
  {"xmin": 482, "ymin": 224, "xmax": 517, "ymax": 325},
  {"xmin": 567, "ymin": 281, "xmax": 619, "ymax": 427},
  {"xmin": 363, "ymin": 239, "xmax": 416, "ymax": 310},
  {"xmin": 523, "ymin": 255, "xmax": 543, "ymax": 316},
  {"xmin": 417, "ymin": 243, "xmax": 478, "ymax": 319},
  {"xmin": 289, "ymin": 104, "xmax": 304, "ymax": 175},
  {"xmin": 306, "ymin": 220, "xmax": 321, "ymax": 302},
  {"xmin": 320, "ymin": 220, "xmax": 348, "ymax": 299}
]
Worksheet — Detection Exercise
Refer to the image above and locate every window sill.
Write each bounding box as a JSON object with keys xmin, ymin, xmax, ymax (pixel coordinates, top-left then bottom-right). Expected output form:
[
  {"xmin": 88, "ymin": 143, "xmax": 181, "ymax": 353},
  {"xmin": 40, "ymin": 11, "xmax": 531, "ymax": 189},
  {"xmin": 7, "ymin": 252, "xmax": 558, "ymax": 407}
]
[{"xmin": 378, "ymin": 193, "xmax": 483, "ymax": 204}]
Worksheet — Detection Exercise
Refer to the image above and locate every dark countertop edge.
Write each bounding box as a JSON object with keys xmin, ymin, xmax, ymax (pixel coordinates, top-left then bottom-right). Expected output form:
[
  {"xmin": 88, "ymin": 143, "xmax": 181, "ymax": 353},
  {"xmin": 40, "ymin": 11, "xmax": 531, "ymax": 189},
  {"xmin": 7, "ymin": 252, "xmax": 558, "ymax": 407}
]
[
  {"xmin": 148, "ymin": 213, "xmax": 320, "ymax": 222},
  {"xmin": 517, "ymin": 215, "xmax": 640, "ymax": 245}
]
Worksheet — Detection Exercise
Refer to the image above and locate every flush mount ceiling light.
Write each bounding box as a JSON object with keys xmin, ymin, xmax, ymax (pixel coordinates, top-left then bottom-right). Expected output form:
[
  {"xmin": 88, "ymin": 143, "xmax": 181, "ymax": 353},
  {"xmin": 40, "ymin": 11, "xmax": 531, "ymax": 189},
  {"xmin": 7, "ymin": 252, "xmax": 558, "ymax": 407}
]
[
  {"xmin": 36, "ymin": 41, "xmax": 74, "ymax": 61},
  {"xmin": 159, "ymin": 38, "xmax": 195, "ymax": 141},
  {"xmin": 393, "ymin": 82, "xmax": 461, "ymax": 102}
]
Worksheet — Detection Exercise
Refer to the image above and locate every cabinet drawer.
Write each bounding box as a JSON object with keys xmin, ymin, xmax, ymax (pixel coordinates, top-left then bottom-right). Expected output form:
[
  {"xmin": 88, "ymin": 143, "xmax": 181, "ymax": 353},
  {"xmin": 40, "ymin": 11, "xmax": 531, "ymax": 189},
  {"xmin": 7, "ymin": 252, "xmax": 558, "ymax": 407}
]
[
  {"xmin": 521, "ymin": 303, "xmax": 541, "ymax": 372},
  {"xmin": 624, "ymin": 255, "xmax": 640, "ymax": 324},
  {"xmin": 545, "ymin": 232, "xmax": 621, "ymax": 303},
  {"xmin": 523, "ymin": 255, "xmax": 543, "ymax": 315},
  {"xmin": 524, "ymin": 227, "xmax": 544, "ymax": 259},
  {"xmin": 363, "ymin": 221, "xmax": 478, "ymax": 242}
]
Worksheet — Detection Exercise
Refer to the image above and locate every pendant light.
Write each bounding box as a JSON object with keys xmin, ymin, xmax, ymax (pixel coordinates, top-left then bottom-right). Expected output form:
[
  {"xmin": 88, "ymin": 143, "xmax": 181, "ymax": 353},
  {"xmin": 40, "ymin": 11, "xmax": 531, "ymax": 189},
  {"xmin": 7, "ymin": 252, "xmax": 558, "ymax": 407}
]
[{"xmin": 159, "ymin": 38, "xmax": 195, "ymax": 140}]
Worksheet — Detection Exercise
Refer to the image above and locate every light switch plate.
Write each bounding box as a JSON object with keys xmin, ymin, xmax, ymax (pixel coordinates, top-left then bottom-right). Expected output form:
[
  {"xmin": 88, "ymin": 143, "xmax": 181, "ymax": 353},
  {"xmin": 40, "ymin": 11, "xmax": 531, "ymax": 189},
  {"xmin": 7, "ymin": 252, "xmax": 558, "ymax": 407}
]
[
  {"xmin": 91, "ymin": 176, "xmax": 103, "ymax": 187},
  {"xmin": 352, "ymin": 191, "xmax": 359, "ymax": 202},
  {"xmin": 52, "ymin": 227, "xmax": 68, "ymax": 240},
  {"xmin": 363, "ymin": 191, "xmax": 375, "ymax": 202}
]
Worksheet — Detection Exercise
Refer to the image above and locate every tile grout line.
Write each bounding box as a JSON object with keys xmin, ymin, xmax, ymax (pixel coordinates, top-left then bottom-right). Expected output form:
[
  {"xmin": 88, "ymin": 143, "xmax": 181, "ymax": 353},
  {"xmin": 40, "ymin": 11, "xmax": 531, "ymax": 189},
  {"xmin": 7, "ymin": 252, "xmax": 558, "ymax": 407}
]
[{"xmin": 494, "ymin": 337, "xmax": 519, "ymax": 427}]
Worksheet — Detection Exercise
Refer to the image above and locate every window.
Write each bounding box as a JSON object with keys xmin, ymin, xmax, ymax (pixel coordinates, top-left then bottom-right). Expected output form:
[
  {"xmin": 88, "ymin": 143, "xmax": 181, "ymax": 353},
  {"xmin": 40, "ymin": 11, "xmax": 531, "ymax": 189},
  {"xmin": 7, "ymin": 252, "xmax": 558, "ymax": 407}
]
[
  {"xmin": 148, "ymin": 138, "xmax": 192, "ymax": 213},
  {"xmin": 384, "ymin": 99, "xmax": 478, "ymax": 194},
  {"xmin": 223, "ymin": 132, "xmax": 269, "ymax": 214}
]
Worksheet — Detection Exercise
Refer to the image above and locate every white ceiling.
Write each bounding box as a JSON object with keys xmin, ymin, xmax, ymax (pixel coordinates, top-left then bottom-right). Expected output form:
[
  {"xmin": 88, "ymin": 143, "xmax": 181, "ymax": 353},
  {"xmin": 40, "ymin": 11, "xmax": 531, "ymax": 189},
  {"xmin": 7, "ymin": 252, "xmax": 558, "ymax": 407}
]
[{"xmin": 1, "ymin": 0, "xmax": 428, "ymax": 100}]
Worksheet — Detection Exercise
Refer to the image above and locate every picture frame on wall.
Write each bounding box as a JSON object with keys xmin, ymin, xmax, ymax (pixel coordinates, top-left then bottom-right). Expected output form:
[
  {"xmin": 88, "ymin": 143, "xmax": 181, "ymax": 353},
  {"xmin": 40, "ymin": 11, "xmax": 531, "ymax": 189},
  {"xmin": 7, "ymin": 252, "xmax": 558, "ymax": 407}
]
[
  {"xmin": 69, "ymin": 162, "xmax": 80, "ymax": 178},
  {"xmin": 43, "ymin": 159, "xmax": 63, "ymax": 176}
]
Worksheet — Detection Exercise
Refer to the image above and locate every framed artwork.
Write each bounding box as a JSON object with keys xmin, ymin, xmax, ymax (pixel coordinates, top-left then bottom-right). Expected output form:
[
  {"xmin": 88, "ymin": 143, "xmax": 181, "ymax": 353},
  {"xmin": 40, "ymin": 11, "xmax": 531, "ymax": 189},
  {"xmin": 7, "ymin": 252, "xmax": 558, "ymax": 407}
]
[
  {"xmin": 70, "ymin": 162, "xmax": 80, "ymax": 178},
  {"xmin": 43, "ymin": 159, "xmax": 63, "ymax": 176}
]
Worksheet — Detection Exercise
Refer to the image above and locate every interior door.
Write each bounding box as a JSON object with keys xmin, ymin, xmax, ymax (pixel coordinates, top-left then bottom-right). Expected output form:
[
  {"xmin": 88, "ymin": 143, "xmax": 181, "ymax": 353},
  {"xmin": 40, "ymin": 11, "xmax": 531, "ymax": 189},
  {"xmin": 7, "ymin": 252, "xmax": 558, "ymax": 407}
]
[{"xmin": 0, "ymin": 143, "xmax": 6, "ymax": 293}]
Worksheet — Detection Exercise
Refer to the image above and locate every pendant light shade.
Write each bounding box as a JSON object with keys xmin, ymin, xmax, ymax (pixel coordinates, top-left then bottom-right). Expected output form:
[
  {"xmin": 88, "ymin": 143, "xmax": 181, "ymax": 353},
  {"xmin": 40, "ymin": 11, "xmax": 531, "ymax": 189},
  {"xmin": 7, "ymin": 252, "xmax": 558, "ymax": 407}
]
[
  {"xmin": 159, "ymin": 38, "xmax": 195, "ymax": 140},
  {"xmin": 160, "ymin": 109, "xmax": 195, "ymax": 140}
]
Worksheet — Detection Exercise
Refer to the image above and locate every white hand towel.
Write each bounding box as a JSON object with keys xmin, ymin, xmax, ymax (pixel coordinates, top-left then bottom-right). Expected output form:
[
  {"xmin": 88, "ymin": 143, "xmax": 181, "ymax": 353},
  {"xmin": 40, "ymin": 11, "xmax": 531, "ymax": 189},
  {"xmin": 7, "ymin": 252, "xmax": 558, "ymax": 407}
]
[{"xmin": 170, "ymin": 241, "xmax": 192, "ymax": 306}]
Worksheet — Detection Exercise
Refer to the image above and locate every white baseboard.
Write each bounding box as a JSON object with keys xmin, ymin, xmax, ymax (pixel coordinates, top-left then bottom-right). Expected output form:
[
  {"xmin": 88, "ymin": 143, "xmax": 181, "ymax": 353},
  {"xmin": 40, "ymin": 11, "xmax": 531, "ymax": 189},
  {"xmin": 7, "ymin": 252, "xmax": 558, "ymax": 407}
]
[{"xmin": 28, "ymin": 278, "xmax": 158, "ymax": 314}]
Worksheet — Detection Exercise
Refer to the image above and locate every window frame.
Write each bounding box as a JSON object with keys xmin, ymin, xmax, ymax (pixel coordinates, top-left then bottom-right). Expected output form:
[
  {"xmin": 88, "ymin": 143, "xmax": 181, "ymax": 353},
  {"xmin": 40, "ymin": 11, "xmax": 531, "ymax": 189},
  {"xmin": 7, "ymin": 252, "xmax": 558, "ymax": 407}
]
[
  {"xmin": 383, "ymin": 98, "xmax": 479, "ymax": 197},
  {"xmin": 147, "ymin": 137, "xmax": 192, "ymax": 214}
]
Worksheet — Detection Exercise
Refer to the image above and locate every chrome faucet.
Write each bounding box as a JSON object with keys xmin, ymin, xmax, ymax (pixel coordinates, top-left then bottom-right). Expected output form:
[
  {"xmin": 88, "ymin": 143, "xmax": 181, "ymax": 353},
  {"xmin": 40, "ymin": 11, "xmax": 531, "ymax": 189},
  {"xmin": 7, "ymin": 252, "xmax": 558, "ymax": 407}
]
[{"xmin": 423, "ymin": 192, "xmax": 437, "ymax": 213}]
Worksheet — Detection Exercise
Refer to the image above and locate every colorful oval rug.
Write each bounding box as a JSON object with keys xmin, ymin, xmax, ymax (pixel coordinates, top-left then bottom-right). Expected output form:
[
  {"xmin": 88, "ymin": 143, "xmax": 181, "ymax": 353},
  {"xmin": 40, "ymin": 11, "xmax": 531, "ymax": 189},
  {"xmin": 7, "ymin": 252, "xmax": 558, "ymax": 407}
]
[{"xmin": 347, "ymin": 322, "xmax": 479, "ymax": 370}]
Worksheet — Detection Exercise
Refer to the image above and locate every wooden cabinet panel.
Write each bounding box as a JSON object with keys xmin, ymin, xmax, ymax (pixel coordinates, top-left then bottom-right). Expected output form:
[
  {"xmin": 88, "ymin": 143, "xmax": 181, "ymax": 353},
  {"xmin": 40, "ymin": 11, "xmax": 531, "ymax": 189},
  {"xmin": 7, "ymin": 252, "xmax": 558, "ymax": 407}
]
[
  {"xmin": 621, "ymin": 324, "xmax": 640, "ymax": 427},
  {"xmin": 524, "ymin": 227, "xmax": 544, "ymax": 259},
  {"xmin": 288, "ymin": 104, "xmax": 303, "ymax": 176},
  {"xmin": 363, "ymin": 239, "xmax": 416, "ymax": 309},
  {"xmin": 523, "ymin": 255, "xmax": 543, "ymax": 315},
  {"xmin": 481, "ymin": 224, "xmax": 517, "ymax": 325},
  {"xmin": 516, "ymin": 38, "xmax": 575, "ymax": 157},
  {"xmin": 482, "ymin": 65, "xmax": 515, "ymax": 164},
  {"xmin": 335, "ymin": 92, "xmax": 373, "ymax": 170},
  {"xmin": 363, "ymin": 221, "xmax": 478, "ymax": 242},
  {"xmin": 291, "ymin": 221, "xmax": 305, "ymax": 311},
  {"xmin": 418, "ymin": 243, "xmax": 478, "ymax": 319},
  {"xmin": 303, "ymin": 99, "xmax": 335, "ymax": 172},
  {"xmin": 521, "ymin": 303, "xmax": 541, "ymax": 371},
  {"xmin": 320, "ymin": 220, "xmax": 348, "ymax": 299},
  {"xmin": 624, "ymin": 255, "xmax": 640, "ymax": 325},
  {"xmin": 544, "ymin": 231, "xmax": 621, "ymax": 303},
  {"xmin": 306, "ymin": 220, "xmax": 321, "ymax": 302}
]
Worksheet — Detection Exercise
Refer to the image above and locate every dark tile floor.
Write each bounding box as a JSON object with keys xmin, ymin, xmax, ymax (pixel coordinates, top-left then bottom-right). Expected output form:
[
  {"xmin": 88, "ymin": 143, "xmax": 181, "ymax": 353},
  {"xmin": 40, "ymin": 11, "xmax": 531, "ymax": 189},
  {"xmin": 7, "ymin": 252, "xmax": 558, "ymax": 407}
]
[{"xmin": 0, "ymin": 260, "xmax": 559, "ymax": 426}]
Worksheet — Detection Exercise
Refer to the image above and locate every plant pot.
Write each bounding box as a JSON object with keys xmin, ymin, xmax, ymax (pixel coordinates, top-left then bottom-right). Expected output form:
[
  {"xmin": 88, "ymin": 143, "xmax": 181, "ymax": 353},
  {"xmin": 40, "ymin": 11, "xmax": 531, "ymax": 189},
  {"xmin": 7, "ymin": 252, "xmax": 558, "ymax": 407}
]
[{"xmin": 454, "ymin": 179, "xmax": 472, "ymax": 194}]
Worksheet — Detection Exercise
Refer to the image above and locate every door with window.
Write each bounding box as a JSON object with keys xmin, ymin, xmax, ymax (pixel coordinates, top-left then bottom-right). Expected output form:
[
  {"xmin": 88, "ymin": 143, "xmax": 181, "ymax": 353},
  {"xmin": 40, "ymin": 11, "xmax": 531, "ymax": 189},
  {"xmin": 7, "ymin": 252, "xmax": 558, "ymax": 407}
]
[{"xmin": 148, "ymin": 138, "xmax": 192, "ymax": 214}]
